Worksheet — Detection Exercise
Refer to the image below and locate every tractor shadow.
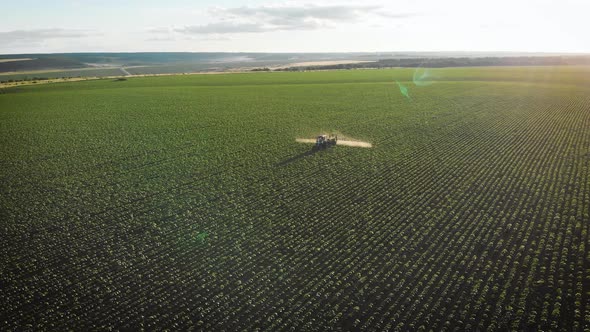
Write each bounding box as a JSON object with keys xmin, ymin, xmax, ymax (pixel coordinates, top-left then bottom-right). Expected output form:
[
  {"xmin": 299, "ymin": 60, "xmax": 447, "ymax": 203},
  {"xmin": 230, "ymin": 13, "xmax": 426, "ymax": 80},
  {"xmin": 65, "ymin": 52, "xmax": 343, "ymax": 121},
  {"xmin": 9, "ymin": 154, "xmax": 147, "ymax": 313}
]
[{"xmin": 276, "ymin": 148, "xmax": 323, "ymax": 166}]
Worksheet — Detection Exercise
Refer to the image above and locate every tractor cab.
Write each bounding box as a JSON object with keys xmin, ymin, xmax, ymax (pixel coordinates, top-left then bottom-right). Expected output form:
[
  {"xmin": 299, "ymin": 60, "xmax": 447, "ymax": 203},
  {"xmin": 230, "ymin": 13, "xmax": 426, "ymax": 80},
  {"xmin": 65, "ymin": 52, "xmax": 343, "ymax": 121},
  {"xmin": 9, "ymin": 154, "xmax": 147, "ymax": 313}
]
[
  {"xmin": 315, "ymin": 134, "xmax": 337, "ymax": 149},
  {"xmin": 316, "ymin": 135, "xmax": 327, "ymax": 146}
]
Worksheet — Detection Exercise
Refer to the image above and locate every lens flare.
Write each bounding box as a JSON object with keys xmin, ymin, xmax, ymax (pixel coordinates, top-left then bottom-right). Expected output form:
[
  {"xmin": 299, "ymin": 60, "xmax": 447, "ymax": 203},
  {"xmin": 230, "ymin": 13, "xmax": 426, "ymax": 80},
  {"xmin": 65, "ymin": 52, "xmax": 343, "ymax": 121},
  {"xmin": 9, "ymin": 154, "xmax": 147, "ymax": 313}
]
[
  {"xmin": 396, "ymin": 81, "xmax": 411, "ymax": 100},
  {"xmin": 413, "ymin": 67, "xmax": 436, "ymax": 86},
  {"xmin": 412, "ymin": 58, "xmax": 443, "ymax": 87}
]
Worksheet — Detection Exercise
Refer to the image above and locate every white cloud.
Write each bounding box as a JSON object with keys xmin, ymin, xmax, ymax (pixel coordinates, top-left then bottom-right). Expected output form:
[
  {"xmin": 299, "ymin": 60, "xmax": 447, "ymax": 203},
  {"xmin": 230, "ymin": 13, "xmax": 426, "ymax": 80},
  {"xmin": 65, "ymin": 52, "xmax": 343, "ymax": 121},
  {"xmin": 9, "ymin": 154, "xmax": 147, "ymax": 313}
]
[
  {"xmin": 0, "ymin": 28, "xmax": 95, "ymax": 45},
  {"xmin": 175, "ymin": 22, "xmax": 269, "ymax": 34},
  {"xmin": 155, "ymin": 4, "xmax": 414, "ymax": 36}
]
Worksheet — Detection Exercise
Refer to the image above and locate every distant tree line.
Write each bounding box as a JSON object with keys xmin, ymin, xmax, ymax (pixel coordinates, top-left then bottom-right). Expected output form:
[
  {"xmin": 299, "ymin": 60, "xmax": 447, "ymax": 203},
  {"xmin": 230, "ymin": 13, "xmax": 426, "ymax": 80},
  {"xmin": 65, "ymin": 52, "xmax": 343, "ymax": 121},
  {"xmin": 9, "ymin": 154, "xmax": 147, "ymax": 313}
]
[
  {"xmin": 0, "ymin": 77, "xmax": 49, "ymax": 84},
  {"xmin": 251, "ymin": 67, "xmax": 271, "ymax": 72},
  {"xmin": 0, "ymin": 77, "xmax": 81, "ymax": 84}
]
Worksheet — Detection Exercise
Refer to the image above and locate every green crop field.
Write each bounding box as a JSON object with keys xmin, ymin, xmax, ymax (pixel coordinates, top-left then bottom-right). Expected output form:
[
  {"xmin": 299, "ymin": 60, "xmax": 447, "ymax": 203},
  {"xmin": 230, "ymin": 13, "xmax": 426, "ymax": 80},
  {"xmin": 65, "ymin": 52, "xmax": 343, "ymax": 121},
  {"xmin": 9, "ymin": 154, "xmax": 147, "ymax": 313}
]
[{"xmin": 1, "ymin": 67, "xmax": 589, "ymax": 330}]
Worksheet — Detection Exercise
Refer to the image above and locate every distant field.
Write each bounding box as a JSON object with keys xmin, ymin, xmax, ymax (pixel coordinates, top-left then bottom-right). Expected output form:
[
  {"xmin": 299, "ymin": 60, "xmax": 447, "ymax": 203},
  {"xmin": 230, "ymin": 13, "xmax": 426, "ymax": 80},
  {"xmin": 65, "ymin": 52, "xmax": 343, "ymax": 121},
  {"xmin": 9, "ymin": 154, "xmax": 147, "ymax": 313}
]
[
  {"xmin": 0, "ymin": 52, "xmax": 382, "ymax": 75},
  {"xmin": 273, "ymin": 60, "xmax": 375, "ymax": 69},
  {"xmin": 124, "ymin": 63, "xmax": 217, "ymax": 75},
  {"xmin": 3, "ymin": 53, "xmax": 589, "ymax": 80},
  {"xmin": 0, "ymin": 67, "xmax": 588, "ymax": 330},
  {"xmin": 0, "ymin": 58, "xmax": 34, "ymax": 63}
]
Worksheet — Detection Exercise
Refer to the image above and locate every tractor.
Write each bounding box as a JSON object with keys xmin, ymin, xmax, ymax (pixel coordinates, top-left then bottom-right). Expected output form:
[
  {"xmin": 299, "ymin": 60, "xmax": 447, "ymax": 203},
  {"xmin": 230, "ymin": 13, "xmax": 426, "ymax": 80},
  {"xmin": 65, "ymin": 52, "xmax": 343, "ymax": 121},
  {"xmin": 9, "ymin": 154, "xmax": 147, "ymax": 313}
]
[{"xmin": 314, "ymin": 134, "xmax": 337, "ymax": 150}]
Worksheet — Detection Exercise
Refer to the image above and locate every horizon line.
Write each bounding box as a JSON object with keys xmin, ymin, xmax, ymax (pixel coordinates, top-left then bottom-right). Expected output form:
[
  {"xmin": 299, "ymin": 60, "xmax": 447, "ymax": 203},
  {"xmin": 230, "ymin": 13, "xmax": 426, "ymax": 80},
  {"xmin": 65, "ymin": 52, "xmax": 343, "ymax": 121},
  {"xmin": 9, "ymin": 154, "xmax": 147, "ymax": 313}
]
[{"xmin": 2, "ymin": 50, "xmax": 589, "ymax": 56}]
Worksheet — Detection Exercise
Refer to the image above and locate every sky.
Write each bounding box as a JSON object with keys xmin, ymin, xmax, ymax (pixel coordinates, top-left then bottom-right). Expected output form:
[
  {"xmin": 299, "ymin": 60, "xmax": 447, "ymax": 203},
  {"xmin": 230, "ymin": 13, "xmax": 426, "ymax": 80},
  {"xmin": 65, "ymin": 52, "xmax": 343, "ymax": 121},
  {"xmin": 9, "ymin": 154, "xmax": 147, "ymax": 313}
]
[{"xmin": 1, "ymin": 0, "xmax": 589, "ymax": 54}]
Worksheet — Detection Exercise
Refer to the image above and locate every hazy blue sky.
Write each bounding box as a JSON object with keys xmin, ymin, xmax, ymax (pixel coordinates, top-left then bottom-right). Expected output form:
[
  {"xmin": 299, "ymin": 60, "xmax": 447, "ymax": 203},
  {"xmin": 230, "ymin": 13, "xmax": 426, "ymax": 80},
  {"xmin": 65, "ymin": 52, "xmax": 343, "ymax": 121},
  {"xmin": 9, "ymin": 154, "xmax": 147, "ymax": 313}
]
[{"xmin": 1, "ymin": 0, "xmax": 588, "ymax": 54}]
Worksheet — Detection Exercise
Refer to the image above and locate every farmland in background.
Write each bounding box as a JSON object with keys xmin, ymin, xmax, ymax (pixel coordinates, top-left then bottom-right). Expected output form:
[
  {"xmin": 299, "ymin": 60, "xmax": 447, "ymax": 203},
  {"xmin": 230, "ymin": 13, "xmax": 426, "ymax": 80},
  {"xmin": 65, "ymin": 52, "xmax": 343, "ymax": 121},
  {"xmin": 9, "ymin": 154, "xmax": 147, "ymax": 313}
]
[
  {"xmin": 3, "ymin": 52, "xmax": 590, "ymax": 83},
  {"xmin": 0, "ymin": 52, "xmax": 383, "ymax": 77},
  {"xmin": 0, "ymin": 68, "xmax": 124, "ymax": 82},
  {"xmin": 0, "ymin": 67, "xmax": 589, "ymax": 330}
]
